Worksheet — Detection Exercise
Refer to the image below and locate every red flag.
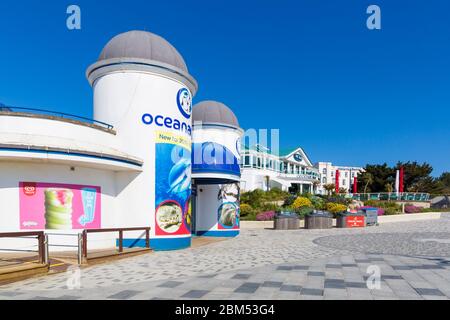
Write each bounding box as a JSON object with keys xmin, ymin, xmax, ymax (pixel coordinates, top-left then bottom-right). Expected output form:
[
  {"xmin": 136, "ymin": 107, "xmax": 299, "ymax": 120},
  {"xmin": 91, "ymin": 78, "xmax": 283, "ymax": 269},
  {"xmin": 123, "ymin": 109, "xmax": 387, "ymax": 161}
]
[
  {"xmin": 335, "ymin": 170, "xmax": 340, "ymax": 193},
  {"xmin": 399, "ymin": 167, "xmax": 404, "ymax": 193}
]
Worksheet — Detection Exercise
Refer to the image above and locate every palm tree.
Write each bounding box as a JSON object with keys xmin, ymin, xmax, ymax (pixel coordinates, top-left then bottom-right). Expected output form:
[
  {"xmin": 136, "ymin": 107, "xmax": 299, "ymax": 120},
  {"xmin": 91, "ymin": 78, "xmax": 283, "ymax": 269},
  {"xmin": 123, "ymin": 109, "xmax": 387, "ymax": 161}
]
[
  {"xmin": 324, "ymin": 184, "xmax": 336, "ymax": 196},
  {"xmin": 363, "ymin": 173, "xmax": 373, "ymax": 194}
]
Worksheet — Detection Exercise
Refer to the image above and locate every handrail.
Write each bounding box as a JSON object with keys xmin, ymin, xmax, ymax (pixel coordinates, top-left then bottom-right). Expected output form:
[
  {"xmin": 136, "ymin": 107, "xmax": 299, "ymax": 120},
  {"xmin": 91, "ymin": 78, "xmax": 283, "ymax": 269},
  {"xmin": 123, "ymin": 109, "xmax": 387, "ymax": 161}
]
[
  {"xmin": 0, "ymin": 105, "xmax": 114, "ymax": 130},
  {"xmin": 82, "ymin": 227, "xmax": 151, "ymax": 259},
  {"xmin": 0, "ymin": 231, "xmax": 48, "ymax": 264}
]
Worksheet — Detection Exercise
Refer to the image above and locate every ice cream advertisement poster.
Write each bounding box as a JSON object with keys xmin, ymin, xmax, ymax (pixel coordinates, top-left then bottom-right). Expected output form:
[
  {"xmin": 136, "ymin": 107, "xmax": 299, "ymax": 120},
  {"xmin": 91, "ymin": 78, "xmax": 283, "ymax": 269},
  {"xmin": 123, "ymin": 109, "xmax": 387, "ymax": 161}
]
[
  {"xmin": 19, "ymin": 182, "xmax": 101, "ymax": 230},
  {"xmin": 155, "ymin": 131, "xmax": 191, "ymax": 236}
]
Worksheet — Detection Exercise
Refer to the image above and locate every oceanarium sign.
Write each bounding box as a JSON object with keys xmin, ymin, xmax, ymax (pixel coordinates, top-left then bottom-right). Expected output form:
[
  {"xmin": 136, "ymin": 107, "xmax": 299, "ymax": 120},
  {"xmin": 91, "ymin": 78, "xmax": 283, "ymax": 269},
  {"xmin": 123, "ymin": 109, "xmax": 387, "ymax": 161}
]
[
  {"xmin": 141, "ymin": 88, "xmax": 193, "ymax": 136},
  {"xmin": 141, "ymin": 113, "xmax": 192, "ymax": 136}
]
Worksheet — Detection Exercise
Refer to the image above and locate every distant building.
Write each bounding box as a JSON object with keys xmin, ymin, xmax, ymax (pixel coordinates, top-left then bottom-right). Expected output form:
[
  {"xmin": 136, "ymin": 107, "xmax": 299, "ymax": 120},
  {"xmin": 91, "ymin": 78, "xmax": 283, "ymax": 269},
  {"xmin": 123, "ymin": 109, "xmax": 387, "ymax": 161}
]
[
  {"xmin": 240, "ymin": 146, "xmax": 321, "ymax": 194},
  {"xmin": 315, "ymin": 162, "xmax": 365, "ymax": 195}
]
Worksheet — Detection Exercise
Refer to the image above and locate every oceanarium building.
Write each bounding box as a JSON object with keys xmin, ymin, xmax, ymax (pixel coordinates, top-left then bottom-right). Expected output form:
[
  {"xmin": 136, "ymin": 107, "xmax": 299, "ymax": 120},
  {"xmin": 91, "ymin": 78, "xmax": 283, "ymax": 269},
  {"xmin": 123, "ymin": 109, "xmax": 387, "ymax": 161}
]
[{"xmin": 0, "ymin": 30, "xmax": 242, "ymax": 251}]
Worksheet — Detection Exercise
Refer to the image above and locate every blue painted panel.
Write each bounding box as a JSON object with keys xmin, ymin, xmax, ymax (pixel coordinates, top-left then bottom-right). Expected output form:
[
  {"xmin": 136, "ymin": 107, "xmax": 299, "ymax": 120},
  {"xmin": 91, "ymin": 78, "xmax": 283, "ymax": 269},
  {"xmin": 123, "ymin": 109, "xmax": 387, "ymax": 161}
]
[{"xmin": 119, "ymin": 237, "xmax": 191, "ymax": 251}]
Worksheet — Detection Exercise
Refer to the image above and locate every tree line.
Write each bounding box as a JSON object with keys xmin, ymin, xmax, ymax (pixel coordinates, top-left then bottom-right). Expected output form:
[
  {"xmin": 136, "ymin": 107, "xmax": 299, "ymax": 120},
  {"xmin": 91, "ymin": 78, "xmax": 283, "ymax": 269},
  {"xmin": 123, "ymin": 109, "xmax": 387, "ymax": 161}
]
[{"xmin": 357, "ymin": 162, "xmax": 450, "ymax": 195}]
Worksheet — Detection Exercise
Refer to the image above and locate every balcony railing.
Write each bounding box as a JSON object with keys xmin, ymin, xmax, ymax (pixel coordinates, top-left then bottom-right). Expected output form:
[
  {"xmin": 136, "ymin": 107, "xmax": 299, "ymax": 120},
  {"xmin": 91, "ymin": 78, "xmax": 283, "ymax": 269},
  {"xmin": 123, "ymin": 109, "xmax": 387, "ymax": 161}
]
[
  {"xmin": 0, "ymin": 105, "xmax": 114, "ymax": 130},
  {"xmin": 353, "ymin": 193, "xmax": 431, "ymax": 202}
]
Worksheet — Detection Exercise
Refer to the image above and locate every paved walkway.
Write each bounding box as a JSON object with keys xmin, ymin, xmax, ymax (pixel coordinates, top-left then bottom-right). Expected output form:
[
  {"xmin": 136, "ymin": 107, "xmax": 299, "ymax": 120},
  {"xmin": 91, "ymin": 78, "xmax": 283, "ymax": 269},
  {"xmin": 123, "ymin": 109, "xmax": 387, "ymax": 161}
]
[{"xmin": 1, "ymin": 214, "xmax": 450, "ymax": 300}]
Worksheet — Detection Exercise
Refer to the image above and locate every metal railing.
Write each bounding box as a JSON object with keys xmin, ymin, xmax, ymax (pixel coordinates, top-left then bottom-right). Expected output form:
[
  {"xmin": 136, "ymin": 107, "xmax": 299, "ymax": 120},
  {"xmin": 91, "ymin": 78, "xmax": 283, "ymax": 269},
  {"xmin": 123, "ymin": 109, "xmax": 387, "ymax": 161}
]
[
  {"xmin": 45, "ymin": 232, "xmax": 84, "ymax": 265},
  {"xmin": 0, "ymin": 105, "xmax": 114, "ymax": 130},
  {"xmin": 353, "ymin": 193, "xmax": 431, "ymax": 202},
  {"xmin": 82, "ymin": 227, "xmax": 151, "ymax": 259},
  {"xmin": 0, "ymin": 231, "xmax": 48, "ymax": 265},
  {"xmin": 1, "ymin": 227, "xmax": 151, "ymax": 266}
]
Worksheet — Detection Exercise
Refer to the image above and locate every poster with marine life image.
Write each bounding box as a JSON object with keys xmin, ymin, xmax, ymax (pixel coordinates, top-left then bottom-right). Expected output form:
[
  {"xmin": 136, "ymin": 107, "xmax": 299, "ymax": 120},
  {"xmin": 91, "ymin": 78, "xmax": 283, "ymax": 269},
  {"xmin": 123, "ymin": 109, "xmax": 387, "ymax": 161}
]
[
  {"xmin": 155, "ymin": 131, "xmax": 192, "ymax": 236},
  {"xmin": 217, "ymin": 183, "xmax": 240, "ymax": 230},
  {"xmin": 19, "ymin": 182, "xmax": 101, "ymax": 230}
]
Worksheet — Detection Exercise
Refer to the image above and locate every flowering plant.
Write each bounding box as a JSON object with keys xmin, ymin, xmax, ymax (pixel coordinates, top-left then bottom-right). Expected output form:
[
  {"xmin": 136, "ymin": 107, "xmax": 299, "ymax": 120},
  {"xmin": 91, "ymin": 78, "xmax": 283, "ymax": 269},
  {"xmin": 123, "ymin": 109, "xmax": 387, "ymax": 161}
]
[
  {"xmin": 292, "ymin": 197, "xmax": 312, "ymax": 209},
  {"xmin": 256, "ymin": 211, "xmax": 276, "ymax": 221},
  {"xmin": 405, "ymin": 205, "xmax": 422, "ymax": 214}
]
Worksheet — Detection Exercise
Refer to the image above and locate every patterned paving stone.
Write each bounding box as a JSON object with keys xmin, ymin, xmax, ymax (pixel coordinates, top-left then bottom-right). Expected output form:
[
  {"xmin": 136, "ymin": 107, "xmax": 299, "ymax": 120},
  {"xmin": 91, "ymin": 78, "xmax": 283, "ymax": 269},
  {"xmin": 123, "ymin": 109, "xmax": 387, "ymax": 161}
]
[
  {"xmin": 262, "ymin": 281, "xmax": 283, "ymax": 288},
  {"xmin": 308, "ymin": 272, "xmax": 325, "ymax": 277},
  {"xmin": 346, "ymin": 282, "xmax": 367, "ymax": 289},
  {"xmin": 158, "ymin": 281, "xmax": 183, "ymax": 288},
  {"xmin": 277, "ymin": 266, "xmax": 293, "ymax": 271},
  {"xmin": 181, "ymin": 290, "xmax": 209, "ymax": 299},
  {"xmin": 293, "ymin": 266, "xmax": 309, "ymax": 270},
  {"xmin": 301, "ymin": 288, "xmax": 323, "ymax": 296},
  {"xmin": 107, "ymin": 290, "xmax": 141, "ymax": 300},
  {"xmin": 2, "ymin": 218, "xmax": 450, "ymax": 300},
  {"xmin": 414, "ymin": 288, "xmax": 445, "ymax": 297},
  {"xmin": 280, "ymin": 285, "xmax": 302, "ymax": 292},
  {"xmin": 234, "ymin": 283, "xmax": 261, "ymax": 294},
  {"xmin": 324, "ymin": 279, "xmax": 346, "ymax": 289}
]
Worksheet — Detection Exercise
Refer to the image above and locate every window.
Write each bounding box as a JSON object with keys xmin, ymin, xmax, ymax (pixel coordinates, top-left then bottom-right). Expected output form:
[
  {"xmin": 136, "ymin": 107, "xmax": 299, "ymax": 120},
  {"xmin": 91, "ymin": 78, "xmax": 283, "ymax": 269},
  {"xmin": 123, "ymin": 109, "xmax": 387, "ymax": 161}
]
[
  {"xmin": 323, "ymin": 168, "xmax": 327, "ymax": 175},
  {"xmin": 244, "ymin": 156, "xmax": 250, "ymax": 166},
  {"xmin": 323, "ymin": 178, "xmax": 327, "ymax": 184},
  {"xmin": 343, "ymin": 179, "xmax": 346, "ymax": 186},
  {"xmin": 345, "ymin": 172, "xmax": 348, "ymax": 178},
  {"xmin": 331, "ymin": 171, "xmax": 334, "ymax": 177}
]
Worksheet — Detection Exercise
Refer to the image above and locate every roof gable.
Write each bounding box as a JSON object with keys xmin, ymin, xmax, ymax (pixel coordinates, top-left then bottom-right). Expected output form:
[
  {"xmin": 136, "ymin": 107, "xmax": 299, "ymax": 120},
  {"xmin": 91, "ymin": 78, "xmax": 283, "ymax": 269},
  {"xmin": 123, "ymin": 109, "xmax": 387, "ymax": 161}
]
[{"xmin": 282, "ymin": 147, "xmax": 313, "ymax": 166}]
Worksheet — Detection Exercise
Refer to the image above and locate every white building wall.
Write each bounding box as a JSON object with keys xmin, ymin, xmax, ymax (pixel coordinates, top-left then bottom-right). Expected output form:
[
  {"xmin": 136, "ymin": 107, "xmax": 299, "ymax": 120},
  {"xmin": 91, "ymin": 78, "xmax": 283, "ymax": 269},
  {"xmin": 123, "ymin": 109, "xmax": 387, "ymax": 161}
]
[
  {"xmin": 0, "ymin": 115, "xmax": 118, "ymax": 152},
  {"xmin": 316, "ymin": 162, "xmax": 364, "ymax": 194},
  {"xmin": 0, "ymin": 162, "xmax": 117, "ymax": 251}
]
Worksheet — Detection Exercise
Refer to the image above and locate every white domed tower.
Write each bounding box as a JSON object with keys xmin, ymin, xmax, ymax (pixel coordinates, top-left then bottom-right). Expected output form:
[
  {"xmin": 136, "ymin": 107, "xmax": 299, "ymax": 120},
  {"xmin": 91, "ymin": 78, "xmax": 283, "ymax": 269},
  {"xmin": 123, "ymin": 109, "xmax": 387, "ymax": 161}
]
[
  {"xmin": 191, "ymin": 101, "xmax": 243, "ymax": 237},
  {"xmin": 86, "ymin": 31, "xmax": 198, "ymax": 250}
]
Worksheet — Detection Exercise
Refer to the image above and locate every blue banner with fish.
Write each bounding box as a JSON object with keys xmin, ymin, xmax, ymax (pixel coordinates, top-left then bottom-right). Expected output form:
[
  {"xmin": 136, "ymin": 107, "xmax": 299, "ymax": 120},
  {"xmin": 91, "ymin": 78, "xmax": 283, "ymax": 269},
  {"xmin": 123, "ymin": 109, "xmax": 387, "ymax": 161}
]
[
  {"xmin": 192, "ymin": 142, "xmax": 241, "ymax": 177},
  {"xmin": 154, "ymin": 132, "xmax": 192, "ymax": 238}
]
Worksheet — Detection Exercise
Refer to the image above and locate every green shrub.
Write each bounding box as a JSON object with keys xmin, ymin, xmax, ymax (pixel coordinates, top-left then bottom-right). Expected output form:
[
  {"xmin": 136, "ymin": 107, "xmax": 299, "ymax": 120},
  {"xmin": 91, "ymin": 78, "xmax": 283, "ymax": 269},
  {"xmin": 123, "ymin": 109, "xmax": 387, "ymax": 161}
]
[
  {"xmin": 241, "ymin": 189, "xmax": 291, "ymax": 211},
  {"xmin": 264, "ymin": 188, "xmax": 291, "ymax": 201},
  {"xmin": 310, "ymin": 196, "xmax": 326, "ymax": 210},
  {"xmin": 260, "ymin": 203, "xmax": 282, "ymax": 212},
  {"xmin": 327, "ymin": 196, "xmax": 353, "ymax": 206},
  {"xmin": 294, "ymin": 206, "xmax": 314, "ymax": 218},
  {"xmin": 364, "ymin": 200, "xmax": 402, "ymax": 214},
  {"xmin": 240, "ymin": 203, "xmax": 255, "ymax": 217},
  {"xmin": 384, "ymin": 207, "xmax": 400, "ymax": 215},
  {"xmin": 283, "ymin": 195, "xmax": 297, "ymax": 207}
]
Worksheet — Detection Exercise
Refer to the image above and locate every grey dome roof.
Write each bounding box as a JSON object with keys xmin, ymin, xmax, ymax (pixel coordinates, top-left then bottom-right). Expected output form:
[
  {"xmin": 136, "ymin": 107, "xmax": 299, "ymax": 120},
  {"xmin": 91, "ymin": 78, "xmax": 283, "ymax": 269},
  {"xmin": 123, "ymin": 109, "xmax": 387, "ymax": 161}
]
[
  {"xmin": 98, "ymin": 30, "xmax": 188, "ymax": 72},
  {"xmin": 193, "ymin": 101, "xmax": 240, "ymax": 128}
]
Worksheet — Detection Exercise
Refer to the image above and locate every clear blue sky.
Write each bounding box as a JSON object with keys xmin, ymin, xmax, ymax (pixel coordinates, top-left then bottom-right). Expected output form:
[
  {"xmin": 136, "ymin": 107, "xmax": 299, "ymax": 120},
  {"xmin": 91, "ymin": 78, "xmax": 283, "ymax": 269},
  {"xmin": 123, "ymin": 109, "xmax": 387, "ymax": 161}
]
[{"xmin": 0, "ymin": 1, "xmax": 448, "ymax": 175}]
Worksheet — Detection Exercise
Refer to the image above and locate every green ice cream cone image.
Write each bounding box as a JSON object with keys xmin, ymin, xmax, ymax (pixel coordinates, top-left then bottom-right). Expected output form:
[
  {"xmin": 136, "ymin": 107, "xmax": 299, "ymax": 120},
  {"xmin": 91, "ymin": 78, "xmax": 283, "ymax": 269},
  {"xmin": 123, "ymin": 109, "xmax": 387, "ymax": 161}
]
[{"xmin": 44, "ymin": 189, "xmax": 74, "ymax": 230}]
